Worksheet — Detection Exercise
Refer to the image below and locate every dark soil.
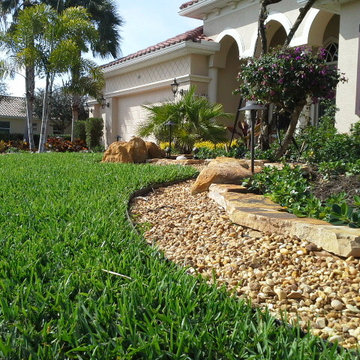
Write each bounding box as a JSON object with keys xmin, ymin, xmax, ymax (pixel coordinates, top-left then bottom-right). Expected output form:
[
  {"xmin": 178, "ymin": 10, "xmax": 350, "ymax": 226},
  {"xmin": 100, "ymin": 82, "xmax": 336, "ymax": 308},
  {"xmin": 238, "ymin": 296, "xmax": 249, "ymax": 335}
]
[{"xmin": 311, "ymin": 174, "xmax": 360, "ymax": 205}]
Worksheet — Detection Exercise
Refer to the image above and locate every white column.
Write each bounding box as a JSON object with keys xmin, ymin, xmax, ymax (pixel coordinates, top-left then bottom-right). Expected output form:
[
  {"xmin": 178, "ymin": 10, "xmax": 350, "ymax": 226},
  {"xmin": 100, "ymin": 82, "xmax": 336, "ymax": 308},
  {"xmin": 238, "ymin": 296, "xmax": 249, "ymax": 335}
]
[
  {"xmin": 104, "ymin": 98, "xmax": 113, "ymax": 148},
  {"xmin": 335, "ymin": 2, "xmax": 360, "ymax": 132},
  {"xmin": 208, "ymin": 67, "xmax": 218, "ymax": 103}
]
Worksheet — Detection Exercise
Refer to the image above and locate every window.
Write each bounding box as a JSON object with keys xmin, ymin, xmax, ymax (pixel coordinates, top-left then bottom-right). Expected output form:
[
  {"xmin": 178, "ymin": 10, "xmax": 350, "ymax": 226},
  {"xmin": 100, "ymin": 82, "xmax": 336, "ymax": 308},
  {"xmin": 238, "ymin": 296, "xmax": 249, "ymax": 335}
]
[
  {"xmin": 324, "ymin": 42, "xmax": 338, "ymax": 64},
  {"xmin": 0, "ymin": 121, "xmax": 10, "ymax": 134},
  {"xmin": 32, "ymin": 123, "xmax": 38, "ymax": 133}
]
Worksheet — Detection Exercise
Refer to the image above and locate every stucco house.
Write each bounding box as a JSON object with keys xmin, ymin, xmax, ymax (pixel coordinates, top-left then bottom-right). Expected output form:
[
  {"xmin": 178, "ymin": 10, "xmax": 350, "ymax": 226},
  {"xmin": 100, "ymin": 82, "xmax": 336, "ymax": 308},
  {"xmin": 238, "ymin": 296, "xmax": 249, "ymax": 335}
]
[
  {"xmin": 93, "ymin": 0, "xmax": 360, "ymax": 148},
  {"xmin": 0, "ymin": 96, "xmax": 40, "ymax": 137}
]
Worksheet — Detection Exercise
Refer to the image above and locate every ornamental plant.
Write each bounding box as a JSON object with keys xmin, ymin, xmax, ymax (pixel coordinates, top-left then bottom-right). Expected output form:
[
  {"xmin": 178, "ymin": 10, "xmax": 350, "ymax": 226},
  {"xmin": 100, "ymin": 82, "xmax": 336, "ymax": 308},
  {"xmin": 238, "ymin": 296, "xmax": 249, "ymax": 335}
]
[{"xmin": 236, "ymin": 46, "xmax": 347, "ymax": 159}]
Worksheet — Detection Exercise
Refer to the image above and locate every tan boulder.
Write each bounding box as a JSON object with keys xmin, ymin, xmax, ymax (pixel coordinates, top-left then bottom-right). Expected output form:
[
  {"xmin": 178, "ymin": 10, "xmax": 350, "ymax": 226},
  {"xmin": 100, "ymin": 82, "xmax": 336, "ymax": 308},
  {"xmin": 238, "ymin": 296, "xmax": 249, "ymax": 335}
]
[
  {"xmin": 191, "ymin": 157, "xmax": 261, "ymax": 194},
  {"xmin": 125, "ymin": 137, "xmax": 148, "ymax": 163},
  {"xmin": 145, "ymin": 141, "xmax": 165, "ymax": 159},
  {"xmin": 102, "ymin": 141, "xmax": 133, "ymax": 163}
]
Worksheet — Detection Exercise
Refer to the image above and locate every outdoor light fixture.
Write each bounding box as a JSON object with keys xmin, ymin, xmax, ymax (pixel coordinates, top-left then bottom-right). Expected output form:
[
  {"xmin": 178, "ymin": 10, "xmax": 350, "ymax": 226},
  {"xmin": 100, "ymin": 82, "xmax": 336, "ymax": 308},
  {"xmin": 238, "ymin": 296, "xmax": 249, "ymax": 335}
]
[
  {"xmin": 165, "ymin": 120, "xmax": 175, "ymax": 158},
  {"xmin": 85, "ymin": 102, "xmax": 93, "ymax": 114},
  {"xmin": 101, "ymin": 97, "xmax": 110, "ymax": 109},
  {"xmin": 170, "ymin": 78, "xmax": 179, "ymax": 98},
  {"xmin": 239, "ymin": 101, "xmax": 265, "ymax": 174}
]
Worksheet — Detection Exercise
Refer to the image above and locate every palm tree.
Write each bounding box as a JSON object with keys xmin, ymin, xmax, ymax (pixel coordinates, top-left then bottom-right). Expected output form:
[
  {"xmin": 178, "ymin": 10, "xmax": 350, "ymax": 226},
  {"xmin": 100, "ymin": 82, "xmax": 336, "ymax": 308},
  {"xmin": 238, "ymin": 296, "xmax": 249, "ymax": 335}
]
[
  {"xmin": 1, "ymin": 0, "xmax": 122, "ymax": 145},
  {"xmin": 139, "ymin": 86, "xmax": 231, "ymax": 153}
]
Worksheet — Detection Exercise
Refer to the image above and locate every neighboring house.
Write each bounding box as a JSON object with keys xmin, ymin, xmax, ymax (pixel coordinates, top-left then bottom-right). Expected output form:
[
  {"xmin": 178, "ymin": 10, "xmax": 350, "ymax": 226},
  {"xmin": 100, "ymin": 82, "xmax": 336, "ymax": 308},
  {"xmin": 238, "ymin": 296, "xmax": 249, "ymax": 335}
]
[
  {"xmin": 94, "ymin": 0, "xmax": 360, "ymax": 147},
  {"xmin": 0, "ymin": 96, "xmax": 42, "ymax": 137}
]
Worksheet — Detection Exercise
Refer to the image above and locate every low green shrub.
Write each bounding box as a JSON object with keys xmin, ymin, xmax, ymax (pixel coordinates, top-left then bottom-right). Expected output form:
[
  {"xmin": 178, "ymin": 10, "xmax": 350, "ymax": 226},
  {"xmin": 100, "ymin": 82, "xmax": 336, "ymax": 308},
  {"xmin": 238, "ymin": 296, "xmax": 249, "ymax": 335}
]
[
  {"xmin": 85, "ymin": 117, "xmax": 103, "ymax": 149},
  {"xmin": 243, "ymin": 165, "xmax": 360, "ymax": 227},
  {"xmin": 318, "ymin": 160, "xmax": 360, "ymax": 179},
  {"xmin": 74, "ymin": 120, "xmax": 86, "ymax": 142},
  {"xmin": 196, "ymin": 145, "xmax": 247, "ymax": 159}
]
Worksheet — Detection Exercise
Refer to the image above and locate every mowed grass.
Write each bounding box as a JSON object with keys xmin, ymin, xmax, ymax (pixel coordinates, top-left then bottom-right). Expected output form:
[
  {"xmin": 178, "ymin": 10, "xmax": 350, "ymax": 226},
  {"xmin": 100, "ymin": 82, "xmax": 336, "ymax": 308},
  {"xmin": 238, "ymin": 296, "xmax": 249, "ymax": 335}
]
[{"xmin": 0, "ymin": 153, "xmax": 357, "ymax": 359}]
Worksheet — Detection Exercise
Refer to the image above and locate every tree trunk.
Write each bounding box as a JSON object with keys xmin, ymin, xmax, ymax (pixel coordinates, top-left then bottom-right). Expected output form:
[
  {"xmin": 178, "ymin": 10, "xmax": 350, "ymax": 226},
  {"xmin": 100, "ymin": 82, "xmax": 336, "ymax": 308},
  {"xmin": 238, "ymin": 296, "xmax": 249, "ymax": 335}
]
[
  {"xmin": 25, "ymin": 65, "xmax": 35, "ymax": 150},
  {"xmin": 283, "ymin": 0, "xmax": 317, "ymax": 47},
  {"xmin": 258, "ymin": 1, "xmax": 268, "ymax": 56},
  {"xmin": 71, "ymin": 94, "xmax": 80, "ymax": 142},
  {"xmin": 38, "ymin": 73, "xmax": 53, "ymax": 153},
  {"xmin": 274, "ymin": 104, "xmax": 306, "ymax": 159},
  {"xmin": 259, "ymin": 106, "xmax": 271, "ymax": 150}
]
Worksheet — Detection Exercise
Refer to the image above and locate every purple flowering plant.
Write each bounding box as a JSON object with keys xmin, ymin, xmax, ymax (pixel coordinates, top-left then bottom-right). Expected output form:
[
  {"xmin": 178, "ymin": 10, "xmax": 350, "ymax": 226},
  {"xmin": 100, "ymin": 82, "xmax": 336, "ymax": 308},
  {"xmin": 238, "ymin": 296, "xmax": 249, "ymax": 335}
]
[{"xmin": 236, "ymin": 46, "xmax": 346, "ymax": 112}]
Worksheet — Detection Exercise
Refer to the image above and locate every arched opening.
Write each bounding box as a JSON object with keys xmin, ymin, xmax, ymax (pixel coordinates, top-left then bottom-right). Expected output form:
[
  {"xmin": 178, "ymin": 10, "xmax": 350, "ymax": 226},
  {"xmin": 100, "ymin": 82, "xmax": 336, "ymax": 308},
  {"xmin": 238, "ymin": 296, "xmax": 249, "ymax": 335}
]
[
  {"xmin": 253, "ymin": 20, "xmax": 287, "ymax": 56},
  {"xmin": 309, "ymin": 14, "xmax": 340, "ymax": 124},
  {"xmin": 215, "ymin": 36, "xmax": 241, "ymax": 128}
]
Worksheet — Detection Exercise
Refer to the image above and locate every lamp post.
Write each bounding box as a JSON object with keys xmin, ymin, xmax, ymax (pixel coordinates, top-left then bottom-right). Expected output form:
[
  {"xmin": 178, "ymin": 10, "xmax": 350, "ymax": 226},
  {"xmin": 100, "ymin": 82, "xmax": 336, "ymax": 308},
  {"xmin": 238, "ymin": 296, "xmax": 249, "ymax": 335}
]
[
  {"xmin": 239, "ymin": 101, "xmax": 265, "ymax": 174},
  {"xmin": 165, "ymin": 120, "xmax": 175, "ymax": 158}
]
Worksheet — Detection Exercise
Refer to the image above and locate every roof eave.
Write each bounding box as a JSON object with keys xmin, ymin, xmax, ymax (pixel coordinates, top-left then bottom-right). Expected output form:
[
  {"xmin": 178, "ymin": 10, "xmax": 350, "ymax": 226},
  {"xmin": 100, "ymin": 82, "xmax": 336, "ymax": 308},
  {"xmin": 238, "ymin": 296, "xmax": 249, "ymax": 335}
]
[
  {"xmin": 298, "ymin": 0, "xmax": 354, "ymax": 14},
  {"xmin": 178, "ymin": 0, "xmax": 247, "ymax": 20},
  {"xmin": 102, "ymin": 40, "xmax": 220, "ymax": 78}
]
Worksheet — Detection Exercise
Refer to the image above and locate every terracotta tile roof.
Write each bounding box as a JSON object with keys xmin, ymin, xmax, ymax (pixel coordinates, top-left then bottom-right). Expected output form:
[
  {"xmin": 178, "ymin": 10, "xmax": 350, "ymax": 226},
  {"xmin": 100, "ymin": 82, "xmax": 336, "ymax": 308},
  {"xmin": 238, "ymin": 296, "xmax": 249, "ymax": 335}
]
[
  {"xmin": 102, "ymin": 26, "xmax": 209, "ymax": 69},
  {"xmin": 0, "ymin": 96, "xmax": 26, "ymax": 118},
  {"xmin": 180, "ymin": 0, "xmax": 200, "ymax": 10}
]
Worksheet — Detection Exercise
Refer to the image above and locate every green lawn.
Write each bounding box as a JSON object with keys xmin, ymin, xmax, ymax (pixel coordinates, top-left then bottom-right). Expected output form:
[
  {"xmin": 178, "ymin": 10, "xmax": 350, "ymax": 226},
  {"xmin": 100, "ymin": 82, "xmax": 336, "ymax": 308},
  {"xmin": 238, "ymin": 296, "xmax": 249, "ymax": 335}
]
[{"xmin": 0, "ymin": 153, "xmax": 357, "ymax": 359}]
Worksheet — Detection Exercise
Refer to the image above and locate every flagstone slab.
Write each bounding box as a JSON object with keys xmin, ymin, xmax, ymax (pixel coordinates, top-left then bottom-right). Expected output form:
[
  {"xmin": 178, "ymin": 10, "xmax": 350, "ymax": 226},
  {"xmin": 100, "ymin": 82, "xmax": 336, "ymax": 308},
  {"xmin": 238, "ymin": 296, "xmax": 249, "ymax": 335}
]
[{"xmin": 208, "ymin": 184, "xmax": 360, "ymax": 258}]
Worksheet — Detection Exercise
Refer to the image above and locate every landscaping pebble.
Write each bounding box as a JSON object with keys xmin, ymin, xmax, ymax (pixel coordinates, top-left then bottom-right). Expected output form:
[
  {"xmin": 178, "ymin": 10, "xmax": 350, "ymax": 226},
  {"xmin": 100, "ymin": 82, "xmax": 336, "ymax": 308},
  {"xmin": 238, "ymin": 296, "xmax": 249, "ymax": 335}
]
[{"xmin": 130, "ymin": 179, "xmax": 360, "ymax": 349}]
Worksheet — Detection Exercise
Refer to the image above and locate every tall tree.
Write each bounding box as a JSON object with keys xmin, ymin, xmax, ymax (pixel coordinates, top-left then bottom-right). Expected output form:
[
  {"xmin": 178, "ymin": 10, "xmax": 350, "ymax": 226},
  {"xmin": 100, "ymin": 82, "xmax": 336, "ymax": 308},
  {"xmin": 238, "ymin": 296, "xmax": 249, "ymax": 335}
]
[
  {"xmin": 6, "ymin": 4, "xmax": 99, "ymax": 152},
  {"xmin": 1, "ymin": 0, "xmax": 122, "ymax": 146},
  {"xmin": 254, "ymin": 0, "xmax": 317, "ymax": 151}
]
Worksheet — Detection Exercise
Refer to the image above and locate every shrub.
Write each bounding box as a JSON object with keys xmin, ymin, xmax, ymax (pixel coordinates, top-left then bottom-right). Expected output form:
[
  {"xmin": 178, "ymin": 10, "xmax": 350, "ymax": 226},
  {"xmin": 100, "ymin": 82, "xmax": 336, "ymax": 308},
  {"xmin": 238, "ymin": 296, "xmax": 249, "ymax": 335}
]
[
  {"xmin": 45, "ymin": 137, "xmax": 88, "ymax": 152},
  {"xmin": 293, "ymin": 117, "xmax": 360, "ymax": 164},
  {"xmin": 243, "ymin": 165, "xmax": 360, "ymax": 227},
  {"xmin": 85, "ymin": 117, "xmax": 103, "ymax": 149},
  {"xmin": 0, "ymin": 140, "xmax": 29, "ymax": 153},
  {"xmin": 139, "ymin": 86, "xmax": 229, "ymax": 153},
  {"xmin": 74, "ymin": 120, "xmax": 87, "ymax": 142}
]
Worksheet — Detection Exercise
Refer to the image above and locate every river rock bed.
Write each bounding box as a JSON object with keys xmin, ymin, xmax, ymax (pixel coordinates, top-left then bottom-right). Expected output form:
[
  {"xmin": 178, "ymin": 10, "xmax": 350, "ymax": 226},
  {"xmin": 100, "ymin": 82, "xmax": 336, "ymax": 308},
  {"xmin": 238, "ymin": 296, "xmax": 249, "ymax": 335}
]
[{"xmin": 130, "ymin": 179, "xmax": 360, "ymax": 349}]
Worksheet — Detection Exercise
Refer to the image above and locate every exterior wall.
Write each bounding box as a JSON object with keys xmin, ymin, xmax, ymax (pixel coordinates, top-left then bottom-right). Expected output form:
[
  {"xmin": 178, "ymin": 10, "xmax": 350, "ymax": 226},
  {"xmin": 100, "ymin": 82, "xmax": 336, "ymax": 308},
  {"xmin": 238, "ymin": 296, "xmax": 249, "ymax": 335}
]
[
  {"xmin": 204, "ymin": 0, "xmax": 309, "ymax": 57},
  {"xmin": 335, "ymin": 1, "xmax": 360, "ymax": 132},
  {"xmin": 103, "ymin": 54, "xmax": 211, "ymax": 144},
  {"xmin": 106, "ymin": 56, "xmax": 191, "ymax": 96},
  {"xmin": 115, "ymin": 89, "xmax": 170, "ymax": 142},
  {"xmin": 1, "ymin": 117, "xmax": 42, "ymax": 135}
]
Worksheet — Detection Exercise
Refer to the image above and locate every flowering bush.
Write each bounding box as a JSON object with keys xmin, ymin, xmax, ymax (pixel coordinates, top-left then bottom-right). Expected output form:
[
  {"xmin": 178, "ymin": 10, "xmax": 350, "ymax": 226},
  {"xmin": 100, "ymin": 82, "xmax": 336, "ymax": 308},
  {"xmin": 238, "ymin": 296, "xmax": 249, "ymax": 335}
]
[{"xmin": 236, "ymin": 46, "xmax": 346, "ymax": 112}]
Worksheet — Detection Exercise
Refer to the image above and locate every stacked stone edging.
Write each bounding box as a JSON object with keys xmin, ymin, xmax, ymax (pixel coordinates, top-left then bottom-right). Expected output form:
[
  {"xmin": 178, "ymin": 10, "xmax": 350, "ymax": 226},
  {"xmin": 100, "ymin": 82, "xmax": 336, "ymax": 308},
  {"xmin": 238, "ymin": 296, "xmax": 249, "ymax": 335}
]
[{"xmin": 208, "ymin": 184, "xmax": 360, "ymax": 258}]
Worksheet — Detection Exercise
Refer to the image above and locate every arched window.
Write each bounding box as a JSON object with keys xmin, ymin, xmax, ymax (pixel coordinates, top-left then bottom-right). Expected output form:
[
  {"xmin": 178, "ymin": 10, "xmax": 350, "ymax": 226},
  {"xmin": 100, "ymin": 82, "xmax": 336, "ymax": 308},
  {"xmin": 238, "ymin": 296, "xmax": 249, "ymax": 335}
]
[{"xmin": 324, "ymin": 42, "xmax": 338, "ymax": 64}]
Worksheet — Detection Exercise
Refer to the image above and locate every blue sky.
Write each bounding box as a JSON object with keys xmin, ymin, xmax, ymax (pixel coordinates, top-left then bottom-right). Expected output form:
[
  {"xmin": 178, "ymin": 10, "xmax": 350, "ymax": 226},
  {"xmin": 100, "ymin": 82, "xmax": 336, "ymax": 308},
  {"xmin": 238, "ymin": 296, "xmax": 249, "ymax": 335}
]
[{"xmin": 2, "ymin": 0, "xmax": 201, "ymax": 96}]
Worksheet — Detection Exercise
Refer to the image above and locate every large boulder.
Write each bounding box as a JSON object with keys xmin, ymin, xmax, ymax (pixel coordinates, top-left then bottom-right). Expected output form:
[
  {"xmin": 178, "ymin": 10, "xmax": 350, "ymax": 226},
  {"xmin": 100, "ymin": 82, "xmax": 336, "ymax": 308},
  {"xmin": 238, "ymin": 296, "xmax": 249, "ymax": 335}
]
[
  {"xmin": 145, "ymin": 141, "xmax": 165, "ymax": 159},
  {"xmin": 102, "ymin": 141, "xmax": 133, "ymax": 163},
  {"xmin": 125, "ymin": 137, "xmax": 148, "ymax": 163},
  {"xmin": 191, "ymin": 157, "xmax": 262, "ymax": 194}
]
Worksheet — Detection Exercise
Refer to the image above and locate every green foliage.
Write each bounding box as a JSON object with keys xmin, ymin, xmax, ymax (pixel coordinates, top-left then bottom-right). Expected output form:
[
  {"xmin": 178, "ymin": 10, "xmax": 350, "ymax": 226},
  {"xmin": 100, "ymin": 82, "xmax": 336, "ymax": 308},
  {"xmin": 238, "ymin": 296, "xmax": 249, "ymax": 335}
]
[
  {"xmin": 294, "ymin": 118, "xmax": 360, "ymax": 164},
  {"xmin": 196, "ymin": 144, "xmax": 247, "ymax": 159},
  {"xmin": 139, "ymin": 86, "xmax": 230, "ymax": 153},
  {"xmin": 45, "ymin": 137, "xmax": 87, "ymax": 152},
  {"xmin": 317, "ymin": 160, "xmax": 360, "ymax": 179},
  {"xmin": 236, "ymin": 46, "xmax": 346, "ymax": 112},
  {"xmin": 74, "ymin": 120, "xmax": 87, "ymax": 141},
  {"xmin": 244, "ymin": 165, "xmax": 360, "ymax": 228},
  {"xmin": 85, "ymin": 117, "xmax": 103, "ymax": 149},
  {"xmin": 0, "ymin": 153, "xmax": 356, "ymax": 359}
]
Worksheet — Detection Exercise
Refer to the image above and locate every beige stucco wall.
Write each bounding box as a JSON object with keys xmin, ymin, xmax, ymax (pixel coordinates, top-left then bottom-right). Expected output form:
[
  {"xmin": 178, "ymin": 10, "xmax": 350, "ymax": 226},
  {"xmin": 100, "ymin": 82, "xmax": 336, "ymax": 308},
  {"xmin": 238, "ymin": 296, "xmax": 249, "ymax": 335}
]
[
  {"xmin": 3, "ymin": 117, "xmax": 42, "ymax": 135},
  {"xmin": 103, "ymin": 52, "xmax": 212, "ymax": 145},
  {"xmin": 106, "ymin": 56, "xmax": 191, "ymax": 96},
  {"xmin": 335, "ymin": 1, "xmax": 360, "ymax": 132}
]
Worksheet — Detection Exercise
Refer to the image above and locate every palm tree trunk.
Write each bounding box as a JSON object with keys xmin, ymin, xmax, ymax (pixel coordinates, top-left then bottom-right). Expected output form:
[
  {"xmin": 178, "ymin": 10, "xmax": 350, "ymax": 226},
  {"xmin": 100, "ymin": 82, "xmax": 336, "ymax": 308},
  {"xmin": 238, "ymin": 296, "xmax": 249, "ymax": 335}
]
[
  {"xmin": 38, "ymin": 73, "xmax": 54, "ymax": 153},
  {"xmin": 25, "ymin": 65, "xmax": 35, "ymax": 150},
  {"xmin": 71, "ymin": 94, "xmax": 80, "ymax": 142},
  {"xmin": 274, "ymin": 104, "xmax": 305, "ymax": 159}
]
